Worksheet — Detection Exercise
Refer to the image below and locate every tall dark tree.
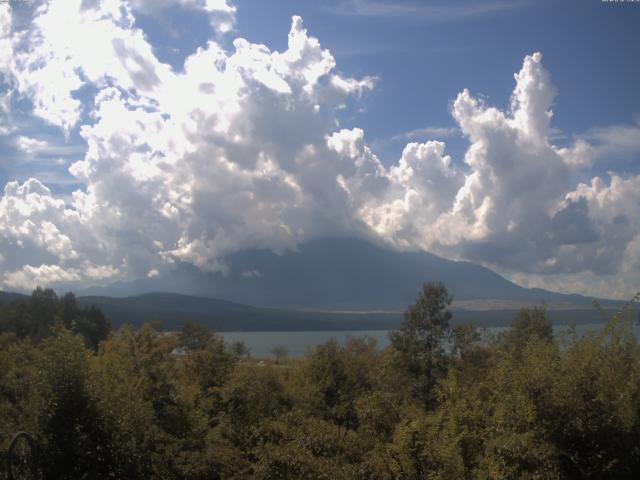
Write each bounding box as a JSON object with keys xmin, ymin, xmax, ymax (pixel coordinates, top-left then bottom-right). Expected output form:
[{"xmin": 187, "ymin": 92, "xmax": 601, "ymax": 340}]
[
  {"xmin": 57, "ymin": 292, "xmax": 79, "ymax": 329},
  {"xmin": 35, "ymin": 331, "xmax": 114, "ymax": 478},
  {"xmin": 501, "ymin": 305, "xmax": 553, "ymax": 356},
  {"xmin": 390, "ymin": 281, "xmax": 452, "ymax": 406},
  {"xmin": 0, "ymin": 288, "xmax": 110, "ymax": 348},
  {"xmin": 74, "ymin": 305, "xmax": 111, "ymax": 351}
]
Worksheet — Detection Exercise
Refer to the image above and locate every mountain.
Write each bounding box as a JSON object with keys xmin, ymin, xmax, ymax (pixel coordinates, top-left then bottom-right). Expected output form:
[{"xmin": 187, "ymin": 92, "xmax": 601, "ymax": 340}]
[
  {"xmin": 0, "ymin": 289, "xmax": 627, "ymax": 332},
  {"xmin": 2, "ymin": 289, "xmax": 400, "ymax": 331},
  {"xmin": 76, "ymin": 293, "xmax": 626, "ymax": 331},
  {"xmin": 81, "ymin": 237, "xmax": 602, "ymax": 310},
  {"xmin": 4, "ymin": 238, "xmax": 631, "ymax": 330},
  {"xmin": 76, "ymin": 292, "xmax": 404, "ymax": 331},
  {"xmin": 0, "ymin": 291, "xmax": 28, "ymax": 305}
]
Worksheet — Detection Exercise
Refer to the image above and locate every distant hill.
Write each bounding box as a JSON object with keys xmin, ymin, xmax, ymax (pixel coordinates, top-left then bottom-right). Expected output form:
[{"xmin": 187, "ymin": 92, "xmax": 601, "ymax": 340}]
[
  {"xmin": 81, "ymin": 237, "xmax": 608, "ymax": 310},
  {"xmin": 1, "ymin": 290, "xmax": 627, "ymax": 332},
  {"xmin": 0, "ymin": 291, "xmax": 28, "ymax": 305},
  {"xmin": 76, "ymin": 292, "xmax": 403, "ymax": 331},
  {"xmin": 74, "ymin": 292, "xmax": 625, "ymax": 331}
]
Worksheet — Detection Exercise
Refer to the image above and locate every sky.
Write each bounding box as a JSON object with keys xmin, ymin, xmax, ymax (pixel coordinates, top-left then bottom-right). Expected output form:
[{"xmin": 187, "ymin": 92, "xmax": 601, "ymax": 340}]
[{"xmin": 0, "ymin": 0, "xmax": 639, "ymax": 299}]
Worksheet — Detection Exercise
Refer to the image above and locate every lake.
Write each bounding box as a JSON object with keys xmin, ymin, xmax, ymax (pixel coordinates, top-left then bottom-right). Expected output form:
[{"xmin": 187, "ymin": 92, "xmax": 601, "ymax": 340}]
[{"xmin": 221, "ymin": 322, "xmax": 640, "ymax": 358}]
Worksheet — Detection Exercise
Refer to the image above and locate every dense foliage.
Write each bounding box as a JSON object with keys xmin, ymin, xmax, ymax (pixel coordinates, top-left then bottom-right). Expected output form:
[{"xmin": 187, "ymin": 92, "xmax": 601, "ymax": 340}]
[
  {"xmin": 0, "ymin": 288, "xmax": 110, "ymax": 350},
  {"xmin": 2, "ymin": 285, "xmax": 640, "ymax": 479}
]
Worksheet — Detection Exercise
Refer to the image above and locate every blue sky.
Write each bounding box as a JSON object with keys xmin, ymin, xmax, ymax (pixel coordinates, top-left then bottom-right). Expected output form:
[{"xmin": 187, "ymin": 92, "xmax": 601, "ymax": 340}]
[
  {"xmin": 238, "ymin": 0, "xmax": 640, "ymax": 169},
  {"xmin": 0, "ymin": 0, "xmax": 639, "ymax": 298}
]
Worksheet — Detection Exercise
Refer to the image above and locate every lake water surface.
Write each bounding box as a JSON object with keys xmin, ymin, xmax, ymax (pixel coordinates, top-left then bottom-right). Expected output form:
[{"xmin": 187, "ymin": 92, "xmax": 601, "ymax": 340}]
[{"xmin": 221, "ymin": 323, "xmax": 640, "ymax": 358}]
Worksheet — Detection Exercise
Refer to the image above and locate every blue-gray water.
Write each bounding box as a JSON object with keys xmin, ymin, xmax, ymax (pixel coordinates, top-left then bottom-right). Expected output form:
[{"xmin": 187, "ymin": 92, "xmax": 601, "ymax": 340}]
[{"xmin": 221, "ymin": 323, "xmax": 640, "ymax": 358}]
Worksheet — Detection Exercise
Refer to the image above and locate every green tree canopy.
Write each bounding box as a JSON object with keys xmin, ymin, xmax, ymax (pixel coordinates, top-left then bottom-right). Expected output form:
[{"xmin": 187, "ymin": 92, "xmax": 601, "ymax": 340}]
[
  {"xmin": 389, "ymin": 281, "xmax": 452, "ymax": 405},
  {"xmin": 0, "ymin": 288, "xmax": 110, "ymax": 349}
]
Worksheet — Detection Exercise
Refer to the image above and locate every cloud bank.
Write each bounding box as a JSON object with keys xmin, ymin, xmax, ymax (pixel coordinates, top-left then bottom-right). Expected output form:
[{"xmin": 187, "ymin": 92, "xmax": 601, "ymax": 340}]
[{"xmin": 0, "ymin": 0, "xmax": 638, "ymax": 299}]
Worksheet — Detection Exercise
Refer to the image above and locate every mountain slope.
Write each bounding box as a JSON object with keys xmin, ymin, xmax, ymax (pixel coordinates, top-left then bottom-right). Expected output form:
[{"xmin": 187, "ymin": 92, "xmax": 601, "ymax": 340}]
[
  {"xmin": 76, "ymin": 292, "xmax": 623, "ymax": 331},
  {"xmin": 0, "ymin": 291, "xmax": 28, "ymax": 305},
  {"xmin": 77, "ymin": 292, "xmax": 403, "ymax": 331},
  {"xmin": 81, "ymin": 237, "xmax": 600, "ymax": 310}
]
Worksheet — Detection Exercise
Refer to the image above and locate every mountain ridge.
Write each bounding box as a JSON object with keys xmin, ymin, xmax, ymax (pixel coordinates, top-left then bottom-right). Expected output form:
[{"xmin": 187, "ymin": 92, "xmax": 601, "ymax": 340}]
[
  {"xmin": 79, "ymin": 237, "xmax": 605, "ymax": 309},
  {"xmin": 1, "ymin": 290, "xmax": 626, "ymax": 332}
]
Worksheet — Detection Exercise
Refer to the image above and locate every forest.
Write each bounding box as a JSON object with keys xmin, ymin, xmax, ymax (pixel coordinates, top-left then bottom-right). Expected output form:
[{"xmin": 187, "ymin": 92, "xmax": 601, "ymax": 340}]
[{"xmin": 1, "ymin": 284, "xmax": 640, "ymax": 479}]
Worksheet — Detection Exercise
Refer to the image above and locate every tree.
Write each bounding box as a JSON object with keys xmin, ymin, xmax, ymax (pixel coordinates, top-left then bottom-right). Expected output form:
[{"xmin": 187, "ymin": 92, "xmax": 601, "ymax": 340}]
[
  {"xmin": 501, "ymin": 305, "xmax": 553, "ymax": 356},
  {"xmin": 271, "ymin": 346, "xmax": 289, "ymax": 364},
  {"xmin": 179, "ymin": 321, "xmax": 214, "ymax": 351},
  {"xmin": 35, "ymin": 330, "xmax": 114, "ymax": 478},
  {"xmin": 187, "ymin": 334, "xmax": 237, "ymax": 394},
  {"xmin": 74, "ymin": 305, "xmax": 111, "ymax": 351},
  {"xmin": 294, "ymin": 338, "xmax": 377, "ymax": 431},
  {"xmin": 389, "ymin": 282, "xmax": 452, "ymax": 406},
  {"xmin": 57, "ymin": 292, "xmax": 79, "ymax": 329},
  {"xmin": 231, "ymin": 340, "xmax": 251, "ymax": 359},
  {"xmin": 220, "ymin": 365, "xmax": 290, "ymax": 445},
  {"xmin": 452, "ymin": 323, "xmax": 482, "ymax": 361},
  {"xmin": 0, "ymin": 289, "xmax": 110, "ymax": 348}
]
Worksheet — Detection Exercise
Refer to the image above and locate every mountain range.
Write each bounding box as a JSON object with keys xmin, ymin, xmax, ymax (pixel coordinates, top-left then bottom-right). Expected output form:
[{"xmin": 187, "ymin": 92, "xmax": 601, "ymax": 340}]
[
  {"xmin": 80, "ymin": 237, "xmax": 605, "ymax": 310},
  {"xmin": 2, "ymin": 237, "xmax": 631, "ymax": 331},
  {"xmin": 0, "ymin": 289, "xmax": 624, "ymax": 332}
]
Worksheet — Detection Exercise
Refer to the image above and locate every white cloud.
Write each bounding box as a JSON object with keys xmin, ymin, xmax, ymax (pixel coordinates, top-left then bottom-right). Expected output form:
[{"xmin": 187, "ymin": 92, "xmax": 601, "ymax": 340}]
[
  {"xmin": 331, "ymin": 133, "xmax": 464, "ymax": 250},
  {"xmin": 351, "ymin": 52, "xmax": 574, "ymax": 265},
  {"xmin": 2, "ymin": 261, "xmax": 119, "ymax": 290},
  {"xmin": 347, "ymin": 52, "xmax": 639, "ymax": 298},
  {"xmin": 6, "ymin": 0, "xmax": 174, "ymax": 132},
  {"xmin": 430, "ymin": 53, "xmax": 572, "ymax": 258},
  {"xmin": 0, "ymin": 179, "xmax": 100, "ymax": 274},
  {"xmin": 0, "ymin": 1, "xmax": 638, "ymax": 299},
  {"xmin": 327, "ymin": 0, "xmax": 525, "ymax": 22},
  {"xmin": 560, "ymin": 174, "xmax": 640, "ymax": 277},
  {"xmin": 0, "ymin": 4, "xmax": 15, "ymax": 135},
  {"xmin": 509, "ymin": 270, "xmax": 639, "ymax": 302},
  {"xmin": 4, "ymin": 264, "xmax": 82, "ymax": 290},
  {"xmin": 0, "ymin": 5, "xmax": 380, "ymax": 287},
  {"xmin": 580, "ymin": 121, "xmax": 640, "ymax": 164},
  {"xmin": 391, "ymin": 126, "xmax": 457, "ymax": 141},
  {"xmin": 130, "ymin": 0, "xmax": 236, "ymax": 32},
  {"xmin": 16, "ymin": 136, "xmax": 49, "ymax": 154},
  {"xmin": 241, "ymin": 269, "xmax": 261, "ymax": 278},
  {"xmin": 130, "ymin": 0, "xmax": 234, "ymax": 14},
  {"xmin": 556, "ymin": 138, "xmax": 594, "ymax": 168}
]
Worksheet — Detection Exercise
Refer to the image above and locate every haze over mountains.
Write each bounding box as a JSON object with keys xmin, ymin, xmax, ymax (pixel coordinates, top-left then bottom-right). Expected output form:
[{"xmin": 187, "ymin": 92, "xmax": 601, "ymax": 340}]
[{"xmin": 81, "ymin": 237, "xmax": 604, "ymax": 310}]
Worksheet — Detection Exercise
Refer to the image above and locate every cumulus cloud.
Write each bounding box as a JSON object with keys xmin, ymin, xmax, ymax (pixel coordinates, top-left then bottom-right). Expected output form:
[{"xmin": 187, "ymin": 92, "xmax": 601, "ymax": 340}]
[
  {"xmin": 0, "ymin": 178, "xmax": 121, "ymax": 290},
  {"xmin": 323, "ymin": 52, "xmax": 639, "ymax": 297},
  {"xmin": 562, "ymin": 174, "xmax": 640, "ymax": 275},
  {"xmin": 16, "ymin": 136, "xmax": 49, "ymax": 154},
  {"xmin": 0, "ymin": 4, "xmax": 15, "ymax": 135},
  {"xmin": 0, "ymin": 0, "xmax": 638, "ymax": 298},
  {"xmin": 129, "ymin": 0, "xmax": 236, "ymax": 33},
  {"xmin": 350, "ymin": 52, "xmax": 576, "ymax": 268},
  {"xmin": 0, "ymin": 1, "xmax": 378, "ymax": 288}
]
